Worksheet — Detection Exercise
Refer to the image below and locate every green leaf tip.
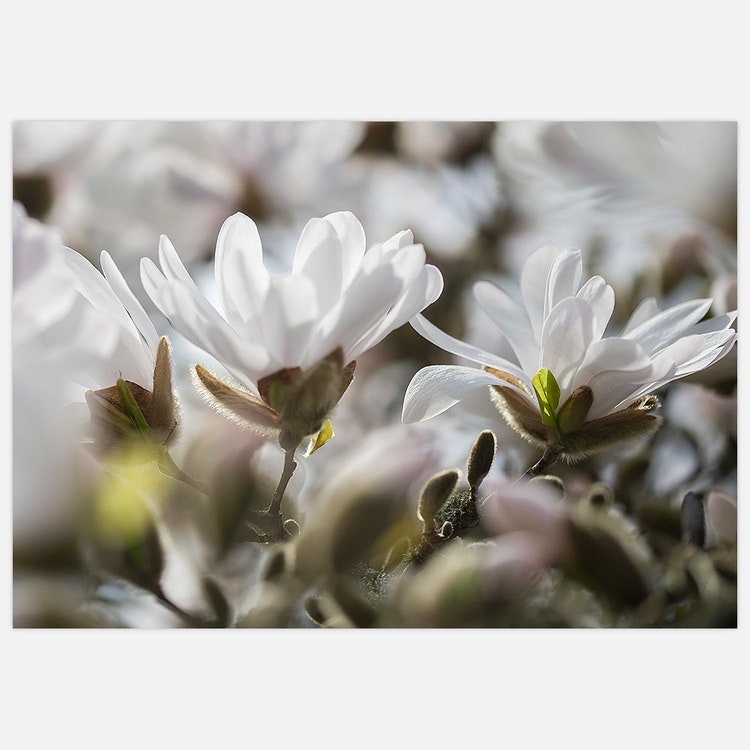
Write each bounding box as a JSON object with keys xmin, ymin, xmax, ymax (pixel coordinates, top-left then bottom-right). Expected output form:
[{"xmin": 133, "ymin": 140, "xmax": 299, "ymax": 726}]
[
  {"xmin": 532, "ymin": 368, "xmax": 561, "ymax": 430},
  {"xmin": 116, "ymin": 378, "xmax": 151, "ymax": 437}
]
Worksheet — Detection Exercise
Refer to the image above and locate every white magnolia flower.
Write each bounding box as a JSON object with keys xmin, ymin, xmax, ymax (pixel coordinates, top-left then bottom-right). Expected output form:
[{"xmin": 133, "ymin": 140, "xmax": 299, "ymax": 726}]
[
  {"xmin": 402, "ymin": 243, "xmax": 737, "ymax": 463},
  {"xmin": 13, "ymin": 201, "xmax": 178, "ymax": 447},
  {"xmin": 492, "ymin": 122, "xmax": 737, "ymax": 307},
  {"xmin": 142, "ymin": 210, "xmax": 443, "ymax": 446}
]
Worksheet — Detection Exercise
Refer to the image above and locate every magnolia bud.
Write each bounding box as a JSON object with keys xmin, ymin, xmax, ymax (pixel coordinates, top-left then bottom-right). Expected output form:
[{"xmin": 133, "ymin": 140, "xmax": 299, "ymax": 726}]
[
  {"xmin": 85, "ymin": 337, "xmax": 179, "ymax": 451},
  {"xmin": 417, "ymin": 469, "xmax": 460, "ymax": 527},
  {"xmin": 556, "ymin": 386, "xmax": 593, "ymax": 435},
  {"xmin": 466, "ymin": 430, "xmax": 497, "ymax": 490}
]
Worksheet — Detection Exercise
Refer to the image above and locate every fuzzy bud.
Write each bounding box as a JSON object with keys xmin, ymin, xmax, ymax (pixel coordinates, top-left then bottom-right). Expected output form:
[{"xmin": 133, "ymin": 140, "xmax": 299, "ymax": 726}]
[
  {"xmin": 86, "ymin": 337, "xmax": 179, "ymax": 451},
  {"xmin": 466, "ymin": 430, "xmax": 497, "ymax": 490},
  {"xmin": 417, "ymin": 469, "xmax": 460, "ymax": 527}
]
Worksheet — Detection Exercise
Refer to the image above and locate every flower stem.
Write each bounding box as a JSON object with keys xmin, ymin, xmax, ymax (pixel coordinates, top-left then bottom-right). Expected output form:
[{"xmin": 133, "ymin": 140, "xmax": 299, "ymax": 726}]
[
  {"xmin": 264, "ymin": 444, "xmax": 298, "ymax": 541},
  {"xmin": 521, "ymin": 446, "xmax": 560, "ymax": 479}
]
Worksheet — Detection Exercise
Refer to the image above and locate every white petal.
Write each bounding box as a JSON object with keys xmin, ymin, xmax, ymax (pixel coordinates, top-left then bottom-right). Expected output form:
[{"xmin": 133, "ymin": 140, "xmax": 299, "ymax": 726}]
[
  {"xmin": 263, "ymin": 275, "xmax": 319, "ymax": 369},
  {"xmin": 576, "ymin": 275, "xmax": 615, "ymax": 342},
  {"xmin": 521, "ymin": 244, "xmax": 559, "ymax": 342},
  {"xmin": 545, "ymin": 248, "xmax": 582, "ymax": 322},
  {"xmin": 347, "ymin": 264, "xmax": 443, "ymax": 361},
  {"xmin": 623, "ymin": 298, "xmax": 713, "ymax": 355},
  {"xmin": 157, "ymin": 234, "xmax": 202, "ymax": 288},
  {"xmin": 305, "ymin": 256, "xmax": 404, "ymax": 364},
  {"xmin": 401, "ymin": 365, "xmax": 507, "ymax": 423},
  {"xmin": 159, "ymin": 283, "xmax": 270, "ymax": 386},
  {"xmin": 539, "ymin": 297, "xmax": 594, "ymax": 397},
  {"xmin": 473, "ymin": 280, "xmax": 538, "ymax": 374},
  {"xmin": 655, "ymin": 329, "xmax": 737, "ymax": 381},
  {"xmin": 292, "ymin": 211, "xmax": 365, "ymax": 316},
  {"xmin": 380, "ymin": 229, "xmax": 414, "ymax": 252},
  {"xmin": 214, "ymin": 213, "xmax": 270, "ymax": 328},
  {"xmin": 409, "ymin": 314, "xmax": 530, "ymax": 383},
  {"xmin": 575, "ymin": 338, "xmax": 654, "ymax": 419},
  {"xmin": 100, "ymin": 250, "xmax": 160, "ymax": 355},
  {"xmin": 61, "ymin": 247, "xmax": 137, "ymax": 341},
  {"xmin": 621, "ymin": 297, "xmax": 660, "ymax": 336}
]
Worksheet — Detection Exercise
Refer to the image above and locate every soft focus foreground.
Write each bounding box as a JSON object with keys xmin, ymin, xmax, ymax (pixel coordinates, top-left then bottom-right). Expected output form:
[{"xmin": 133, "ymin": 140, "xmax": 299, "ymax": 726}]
[{"xmin": 12, "ymin": 121, "xmax": 737, "ymax": 628}]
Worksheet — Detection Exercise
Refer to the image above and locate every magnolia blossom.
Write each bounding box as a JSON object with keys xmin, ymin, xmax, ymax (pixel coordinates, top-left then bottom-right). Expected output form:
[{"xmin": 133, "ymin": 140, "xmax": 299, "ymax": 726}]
[
  {"xmin": 403, "ymin": 244, "xmax": 737, "ymax": 462},
  {"xmin": 142, "ymin": 210, "xmax": 443, "ymax": 446},
  {"xmin": 13, "ymin": 201, "xmax": 177, "ymax": 447}
]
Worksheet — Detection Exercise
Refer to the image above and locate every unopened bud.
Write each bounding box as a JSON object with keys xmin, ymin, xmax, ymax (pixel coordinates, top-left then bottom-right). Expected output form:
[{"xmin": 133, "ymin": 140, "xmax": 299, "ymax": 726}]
[
  {"xmin": 557, "ymin": 385, "xmax": 593, "ymax": 435},
  {"xmin": 417, "ymin": 469, "xmax": 460, "ymax": 527},
  {"xmin": 466, "ymin": 430, "xmax": 497, "ymax": 490},
  {"xmin": 271, "ymin": 349, "xmax": 356, "ymax": 442}
]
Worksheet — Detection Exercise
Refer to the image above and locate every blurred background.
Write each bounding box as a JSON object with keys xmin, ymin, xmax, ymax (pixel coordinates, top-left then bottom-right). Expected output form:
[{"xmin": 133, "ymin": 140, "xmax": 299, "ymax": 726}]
[{"xmin": 12, "ymin": 120, "xmax": 738, "ymax": 627}]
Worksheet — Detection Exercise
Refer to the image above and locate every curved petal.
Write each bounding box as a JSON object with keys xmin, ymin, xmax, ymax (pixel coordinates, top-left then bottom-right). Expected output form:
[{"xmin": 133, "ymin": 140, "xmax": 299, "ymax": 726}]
[
  {"xmin": 380, "ymin": 229, "xmax": 414, "ymax": 253},
  {"xmin": 623, "ymin": 298, "xmax": 713, "ymax": 355},
  {"xmin": 142, "ymin": 254, "xmax": 250, "ymax": 350},
  {"xmin": 100, "ymin": 250, "xmax": 160, "ymax": 355},
  {"xmin": 305, "ymin": 259, "xmax": 403, "ymax": 365},
  {"xmin": 545, "ymin": 248, "xmax": 582, "ymax": 322},
  {"xmin": 157, "ymin": 283, "xmax": 271, "ymax": 387},
  {"xmin": 347, "ymin": 264, "xmax": 443, "ymax": 361},
  {"xmin": 157, "ymin": 234, "xmax": 203, "ymax": 289},
  {"xmin": 539, "ymin": 297, "xmax": 594, "ymax": 397},
  {"xmin": 401, "ymin": 365, "xmax": 505, "ymax": 423},
  {"xmin": 575, "ymin": 338, "xmax": 655, "ymax": 419},
  {"xmin": 409, "ymin": 314, "xmax": 529, "ymax": 383},
  {"xmin": 214, "ymin": 213, "xmax": 270, "ymax": 328},
  {"xmin": 652, "ymin": 329, "xmax": 737, "ymax": 382},
  {"xmin": 621, "ymin": 297, "xmax": 660, "ymax": 336},
  {"xmin": 60, "ymin": 247, "xmax": 137, "ymax": 340},
  {"xmin": 292, "ymin": 211, "xmax": 365, "ymax": 316},
  {"xmin": 521, "ymin": 244, "xmax": 559, "ymax": 342},
  {"xmin": 473, "ymin": 280, "xmax": 537, "ymax": 374},
  {"xmin": 263, "ymin": 274, "xmax": 319, "ymax": 369},
  {"xmin": 576, "ymin": 275, "xmax": 615, "ymax": 342}
]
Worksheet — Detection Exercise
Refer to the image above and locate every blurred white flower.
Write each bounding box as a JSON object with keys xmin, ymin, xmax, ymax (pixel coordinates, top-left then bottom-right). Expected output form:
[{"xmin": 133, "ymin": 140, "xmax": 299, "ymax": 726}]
[
  {"xmin": 394, "ymin": 121, "xmax": 495, "ymax": 165},
  {"xmin": 13, "ymin": 121, "xmax": 369, "ymax": 281},
  {"xmin": 143, "ymin": 210, "xmax": 443, "ymax": 445},
  {"xmin": 492, "ymin": 121, "xmax": 737, "ymax": 306},
  {"xmin": 347, "ymin": 154, "xmax": 502, "ymax": 260},
  {"xmin": 403, "ymin": 244, "xmax": 737, "ymax": 462},
  {"xmin": 13, "ymin": 201, "xmax": 177, "ymax": 441}
]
